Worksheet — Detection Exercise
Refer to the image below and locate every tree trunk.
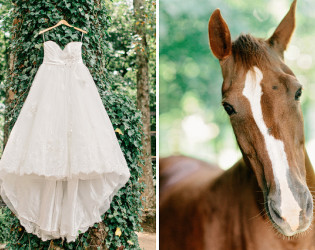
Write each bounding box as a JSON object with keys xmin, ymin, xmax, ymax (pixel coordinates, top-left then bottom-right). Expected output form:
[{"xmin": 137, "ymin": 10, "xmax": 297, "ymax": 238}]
[{"xmin": 133, "ymin": 0, "xmax": 155, "ymax": 214}]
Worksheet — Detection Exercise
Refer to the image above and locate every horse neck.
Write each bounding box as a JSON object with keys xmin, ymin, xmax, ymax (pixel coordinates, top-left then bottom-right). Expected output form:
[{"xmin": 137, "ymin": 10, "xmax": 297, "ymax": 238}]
[
  {"xmin": 221, "ymin": 157, "xmax": 261, "ymax": 196},
  {"xmin": 211, "ymin": 158, "xmax": 264, "ymax": 219}
]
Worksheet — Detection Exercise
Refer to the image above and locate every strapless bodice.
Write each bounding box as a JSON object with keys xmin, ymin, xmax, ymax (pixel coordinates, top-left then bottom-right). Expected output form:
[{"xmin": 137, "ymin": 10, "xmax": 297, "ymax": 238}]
[{"xmin": 43, "ymin": 41, "xmax": 83, "ymax": 65}]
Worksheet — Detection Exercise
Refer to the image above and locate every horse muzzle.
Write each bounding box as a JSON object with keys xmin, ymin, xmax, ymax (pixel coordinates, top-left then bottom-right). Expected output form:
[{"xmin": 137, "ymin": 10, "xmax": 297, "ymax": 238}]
[{"xmin": 267, "ymin": 186, "xmax": 313, "ymax": 236}]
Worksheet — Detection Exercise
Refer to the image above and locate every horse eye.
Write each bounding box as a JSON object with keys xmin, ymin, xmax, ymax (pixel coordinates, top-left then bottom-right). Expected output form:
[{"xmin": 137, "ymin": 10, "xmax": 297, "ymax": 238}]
[
  {"xmin": 295, "ymin": 88, "xmax": 302, "ymax": 101},
  {"xmin": 222, "ymin": 102, "xmax": 236, "ymax": 115}
]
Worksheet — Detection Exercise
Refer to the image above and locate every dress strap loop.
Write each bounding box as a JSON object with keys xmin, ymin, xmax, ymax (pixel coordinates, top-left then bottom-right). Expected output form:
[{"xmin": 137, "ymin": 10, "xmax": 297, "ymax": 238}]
[
  {"xmin": 42, "ymin": 33, "xmax": 45, "ymax": 43},
  {"xmin": 81, "ymin": 32, "xmax": 84, "ymax": 42}
]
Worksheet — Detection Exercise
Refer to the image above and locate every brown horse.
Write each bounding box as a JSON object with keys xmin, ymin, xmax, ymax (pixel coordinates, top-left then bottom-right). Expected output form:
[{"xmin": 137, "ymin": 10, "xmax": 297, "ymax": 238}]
[{"xmin": 160, "ymin": 1, "xmax": 315, "ymax": 249}]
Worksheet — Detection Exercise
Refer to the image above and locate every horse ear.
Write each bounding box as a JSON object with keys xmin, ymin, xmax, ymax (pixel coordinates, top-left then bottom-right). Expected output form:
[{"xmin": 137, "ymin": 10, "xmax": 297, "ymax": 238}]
[
  {"xmin": 208, "ymin": 9, "xmax": 232, "ymax": 60},
  {"xmin": 268, "ymin": 0, "xmax": 297, "ymax": 57}
]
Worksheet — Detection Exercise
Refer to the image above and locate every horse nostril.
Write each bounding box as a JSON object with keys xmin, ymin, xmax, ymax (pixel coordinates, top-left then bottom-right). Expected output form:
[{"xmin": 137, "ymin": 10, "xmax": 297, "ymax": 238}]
[
  {"xmin": 270, "ymin": 202, "xmax": 283, "ymax": 222},
  {"xmin": 272, "ymin": 208, "xmax": 282, "ymax": 221}
]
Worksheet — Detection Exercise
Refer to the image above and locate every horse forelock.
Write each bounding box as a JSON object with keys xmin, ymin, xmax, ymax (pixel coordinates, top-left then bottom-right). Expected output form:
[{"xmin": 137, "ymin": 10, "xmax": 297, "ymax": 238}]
[{"xmin": 232, "ymin": 34, "xmax": 271, "ymax": 70}]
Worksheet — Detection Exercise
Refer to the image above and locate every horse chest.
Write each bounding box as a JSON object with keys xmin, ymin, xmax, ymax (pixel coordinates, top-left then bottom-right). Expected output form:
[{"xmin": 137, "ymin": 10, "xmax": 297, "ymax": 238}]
[{"xmin": 202, "ymin": 193, "xmax": 315, "ymax": 250}]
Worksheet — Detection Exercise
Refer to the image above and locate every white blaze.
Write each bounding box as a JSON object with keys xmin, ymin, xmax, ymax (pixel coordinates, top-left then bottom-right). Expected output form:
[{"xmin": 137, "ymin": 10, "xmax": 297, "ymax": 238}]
[{"xmin": 242, "ymin": 67, "xmax": 301, "ymax": 231}]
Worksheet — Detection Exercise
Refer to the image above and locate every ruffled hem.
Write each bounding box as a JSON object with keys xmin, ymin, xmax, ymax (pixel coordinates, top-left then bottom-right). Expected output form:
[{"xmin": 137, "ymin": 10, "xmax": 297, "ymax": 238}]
[
  {"xmin": 0, "ymin": 166, "xmax": 127, "ymax": 181},
  {"xmin": 0, "ymin": 168, "xmax": 130, "ymax": 242}
]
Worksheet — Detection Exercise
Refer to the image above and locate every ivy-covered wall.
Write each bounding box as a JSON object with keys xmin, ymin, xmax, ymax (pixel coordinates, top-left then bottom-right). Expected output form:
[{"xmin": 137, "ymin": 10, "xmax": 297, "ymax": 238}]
[{"xmin": 0, "ymin": 0, "xmax": 144, "ymax": 249}]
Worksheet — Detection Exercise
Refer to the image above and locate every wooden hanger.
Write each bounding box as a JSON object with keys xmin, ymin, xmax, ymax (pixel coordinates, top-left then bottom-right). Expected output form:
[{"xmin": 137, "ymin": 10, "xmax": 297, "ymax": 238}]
[{"xmin": 39, "ymin": 19, "xmax": 88, "ymax": 35}]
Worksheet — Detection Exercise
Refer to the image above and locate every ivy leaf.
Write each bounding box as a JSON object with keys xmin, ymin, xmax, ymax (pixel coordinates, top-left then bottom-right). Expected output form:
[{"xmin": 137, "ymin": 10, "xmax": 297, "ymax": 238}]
[
  {"xmin": 127, "ymin": 240, "xmax": 134, "ymax": 245},
  {"xmin": 115, "ymin": 227, "xmax": 122, "ymax": 237},
  {"xmin": 115, "ymin": 128, "xmax": 124, "ymax": 135},
  {"xmin": 34, "ymin": 44, "xmax": 42, "ymax": 50}
]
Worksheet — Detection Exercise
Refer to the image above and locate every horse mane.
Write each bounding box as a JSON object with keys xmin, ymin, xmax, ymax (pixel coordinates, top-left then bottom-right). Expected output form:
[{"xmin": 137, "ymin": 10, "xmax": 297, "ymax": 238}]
[{"xmin": 232, "ymin": 34, "xmax": 271, "ymax": 70}]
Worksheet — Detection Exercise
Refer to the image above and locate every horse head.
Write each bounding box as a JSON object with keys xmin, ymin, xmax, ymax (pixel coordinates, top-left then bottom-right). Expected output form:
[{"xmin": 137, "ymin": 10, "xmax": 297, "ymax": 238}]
[{"xmin": 208, "ymin": 0, "xmax": 313, "ymax": 236}]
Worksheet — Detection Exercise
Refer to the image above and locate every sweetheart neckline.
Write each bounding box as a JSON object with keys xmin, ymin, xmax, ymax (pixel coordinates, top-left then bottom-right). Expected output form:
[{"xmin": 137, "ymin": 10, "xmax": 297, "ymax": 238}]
[{"xmin": 44, "ymin": 40, "xmax": 82, "ymax": 52}]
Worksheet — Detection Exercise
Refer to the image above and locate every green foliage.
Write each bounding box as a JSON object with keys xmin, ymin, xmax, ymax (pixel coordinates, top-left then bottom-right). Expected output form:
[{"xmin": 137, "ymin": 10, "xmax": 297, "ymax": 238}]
[
  {"xmin": 0, "ymin": 0, "xmax": 12, "ymax": 150},
  {"xmin": 105, "ymin": 0, "xmax": 156, "ymax": 181},
  {"xmin": 0, "ymin": 208, "xmax": 13, "ymax": 243},
  {"xmin": 105, "ymin": 0, "xmax": 156, "ymax": 95},
  {"xmin": 0, "ymin": 0, "xmax": 144, "ymax": 249},
  {"xmin": 105, "ymin": 0, "xmax": 156, "ymax": 123},
  {"xmin": 105, "ymin": 1, "xmax": 136, "ymax": 91},
  {"xmin": 101, "ymin": 92, "xmax": 144, "ymax": 249}
]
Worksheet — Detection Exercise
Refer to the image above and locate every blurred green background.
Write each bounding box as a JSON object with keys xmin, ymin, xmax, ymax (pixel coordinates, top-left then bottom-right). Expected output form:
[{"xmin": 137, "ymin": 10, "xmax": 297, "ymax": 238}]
[{"xmin": 160, "ymin": 0, "xmax": 315, "ymax": 169}]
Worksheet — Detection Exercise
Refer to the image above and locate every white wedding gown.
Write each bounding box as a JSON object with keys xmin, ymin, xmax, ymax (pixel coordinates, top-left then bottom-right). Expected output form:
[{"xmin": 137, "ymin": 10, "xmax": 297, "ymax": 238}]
[{"xmin": 0, "ymin": 36, "xmax": 130, "ymax": 242}]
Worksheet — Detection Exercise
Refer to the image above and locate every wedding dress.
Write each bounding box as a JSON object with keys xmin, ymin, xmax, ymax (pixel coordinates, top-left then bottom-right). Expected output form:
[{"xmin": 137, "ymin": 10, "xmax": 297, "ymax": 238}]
[{"xmin": 0, "ymin": 33, "xmax": 130, "ymax": 242}]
